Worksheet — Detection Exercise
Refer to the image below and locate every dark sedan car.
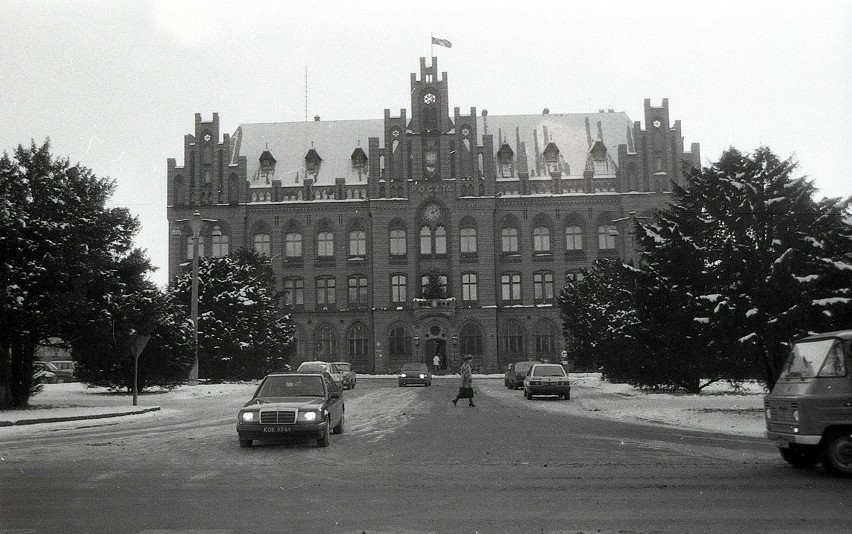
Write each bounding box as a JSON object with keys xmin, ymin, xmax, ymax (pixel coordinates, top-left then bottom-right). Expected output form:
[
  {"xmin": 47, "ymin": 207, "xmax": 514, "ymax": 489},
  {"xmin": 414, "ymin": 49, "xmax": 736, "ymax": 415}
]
[
  {"xmin": 398, "ymin": 363, "xmax": 432, "ymax": 387},
  {"xmin": 504, "ymin": 360, "xmax": 541, "ymax": 389},
  {"xmin": 236, "ymin": 373, "xmax": 344, "ymax": 448}
]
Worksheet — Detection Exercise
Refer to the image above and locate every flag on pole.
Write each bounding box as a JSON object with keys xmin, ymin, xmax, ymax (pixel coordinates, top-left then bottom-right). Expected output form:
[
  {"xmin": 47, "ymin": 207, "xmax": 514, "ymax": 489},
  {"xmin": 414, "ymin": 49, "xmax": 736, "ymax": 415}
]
[{"xmin": 431, "ymin": 36, "xmax": 452, "ymax": 48}]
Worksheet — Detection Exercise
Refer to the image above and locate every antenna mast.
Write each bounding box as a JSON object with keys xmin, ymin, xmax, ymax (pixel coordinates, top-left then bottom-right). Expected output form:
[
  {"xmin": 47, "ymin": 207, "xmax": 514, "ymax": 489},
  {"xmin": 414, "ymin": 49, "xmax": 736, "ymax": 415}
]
[{"xmin": 304, "ymin": 66, "xmax": 308, "ymax": 123}]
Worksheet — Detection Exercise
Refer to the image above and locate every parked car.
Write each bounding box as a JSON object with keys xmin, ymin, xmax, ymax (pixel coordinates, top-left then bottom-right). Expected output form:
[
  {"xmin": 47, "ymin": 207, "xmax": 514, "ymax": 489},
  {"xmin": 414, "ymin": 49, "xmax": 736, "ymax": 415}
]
[
  {"xmin": 32, "ymin": 361, "xmax": 60, "ymax": 384},
  {"xmin": 236, "ymin": 372, "xmax": 345, "ymax": 448},
  {"xmin": 49, "ymin": 360, "xmax": 78, "ymax": 382},
  {"xmin": 332, "ymin": 361, "xmax": 357, "ymax": 390},
  {"xmin": 765, "ymin": 329, "xmax": 852, "ymax": 476},
  {"xmin": 398, "ymin": 363, "xmax": 432, "ymax": 387},
  {"xmin": 523, "ymin": 363, "xmax": 571, "ymax": 400},
  {"xmin": 504, "ymin": 360, "xmax": 541, "ymax": 389},
  {"xmin": 297, "ymin": 361, "xmax": 344, "ymax": 385}
]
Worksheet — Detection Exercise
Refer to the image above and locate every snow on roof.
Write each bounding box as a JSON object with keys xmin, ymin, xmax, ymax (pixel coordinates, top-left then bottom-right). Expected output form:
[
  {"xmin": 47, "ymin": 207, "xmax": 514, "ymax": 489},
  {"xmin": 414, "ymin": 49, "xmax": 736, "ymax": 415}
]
[{"xmin": 232, "ymin": 111, "xmax": 633, "ymax": 187}]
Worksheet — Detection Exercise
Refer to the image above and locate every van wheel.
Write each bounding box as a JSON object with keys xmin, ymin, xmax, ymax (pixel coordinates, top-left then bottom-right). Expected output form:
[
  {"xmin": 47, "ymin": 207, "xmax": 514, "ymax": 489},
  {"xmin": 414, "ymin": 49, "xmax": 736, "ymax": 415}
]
[
  {"xmin": 821, "ymin": 431, "xmax": 852, "ymax": 477},
  {"xmin": 779, "ymin": 445, "xmax": 819, "ymax": 468}
]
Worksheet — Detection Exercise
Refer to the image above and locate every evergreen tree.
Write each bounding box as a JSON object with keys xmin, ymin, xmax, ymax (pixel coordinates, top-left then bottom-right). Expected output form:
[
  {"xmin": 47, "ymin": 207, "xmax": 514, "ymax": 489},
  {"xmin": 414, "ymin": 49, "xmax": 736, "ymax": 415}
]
[
  {"xmin": 171, "ymin": 248, "xmax": 295, "ymax": 382},
  {"xmin": 0, "ymin": 141, "xmax": 141, "ymax": 408},
  {"xmin": 637, "ymin": 147, "xmax": 852, "ymax": 390}
]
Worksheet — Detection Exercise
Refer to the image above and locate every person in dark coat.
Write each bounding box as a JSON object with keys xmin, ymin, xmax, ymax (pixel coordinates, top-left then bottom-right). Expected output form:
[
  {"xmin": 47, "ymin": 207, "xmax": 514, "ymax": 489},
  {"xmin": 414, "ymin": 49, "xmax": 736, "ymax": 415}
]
[{"xmin": 452, "ymin": 354, "xmax": 475, "ymax": 407}]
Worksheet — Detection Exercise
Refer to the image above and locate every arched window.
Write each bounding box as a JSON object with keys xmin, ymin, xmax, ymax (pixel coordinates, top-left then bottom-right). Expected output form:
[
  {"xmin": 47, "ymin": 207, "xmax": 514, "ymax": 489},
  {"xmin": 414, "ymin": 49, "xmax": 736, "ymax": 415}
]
[
  {"xmin": 534, "ymin": 321, "xmax": 556, "ymax": 359},
  {"xmin": 388, "ymin": 324, "xmax": 411, "ymax": 357},
  {"xmin": 390, "ymin": 228, "xmax": 407, "ymax": 256},
  {"xmin": 285, "ymin": 232, "xmax": 303, "ymax": 259},
  {"xmin": 349, "ymin": 230, "xmax": 366, "ymax": 258},
  {"xmin": 533, "ymin": 226, "xmax": 551, "ymax": 253},
  {"xmin": 503, "ymin": 320, "xmax": 525, "ymax": 358},
  {"xmin": 317, "ymin": 231, "xmax": 334, "ymax": 257},
  {"xmin": 434, "ymin": 225, "xmax": 447, "ymax": 255},
  {"xmin": 348, "ymin": 324, "xmax": 369, "ymax": 367},
  {"xmin": 253, "ymin": 233, "xmax": 270, "ymax": 256},
  {"xmin": 565, "ymin": 226, "xmax": 583, "ymax": 250},
  {"xmin": 211, "ymin": 233, "xmax": 229, "ymax": 257},
  {"xmin": 459, "ymin": 322, "xmax": 483, "ymax": 357},
  {"xmin": 187, "ymin": 235, "xmax": 204, "ymax": 259},
  {"xmin": 315, "ymin": 324, "xmax": 337, "ymax": 360},
  {"xmin": 420, "ymin": 226, "xmax": 432, "ymax": 255},
  {"xmin": 501, "ymin": 226, "xmax": 519, "ymax": 253},
  {"xmin": 598, "ymin": 225, "xmax": 616, "ymax": 250},
  {"xmin": 460, "ymin": 226, "xmax": 477, "ymax": 254}
]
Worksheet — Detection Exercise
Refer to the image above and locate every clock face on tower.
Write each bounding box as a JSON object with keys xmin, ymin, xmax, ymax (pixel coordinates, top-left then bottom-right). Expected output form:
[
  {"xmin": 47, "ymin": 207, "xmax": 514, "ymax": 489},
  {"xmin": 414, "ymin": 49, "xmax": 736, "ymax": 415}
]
[{"xmin": 424, "ymin": 204, "xmax": 442, "ymax": 222}]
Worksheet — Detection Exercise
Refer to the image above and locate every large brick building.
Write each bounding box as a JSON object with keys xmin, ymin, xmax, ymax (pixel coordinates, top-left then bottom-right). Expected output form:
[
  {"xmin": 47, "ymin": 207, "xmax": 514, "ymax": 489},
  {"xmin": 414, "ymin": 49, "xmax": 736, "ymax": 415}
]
[{"xmin": 166, "ymin": 57, "xmax": 700, "ymax": 374}]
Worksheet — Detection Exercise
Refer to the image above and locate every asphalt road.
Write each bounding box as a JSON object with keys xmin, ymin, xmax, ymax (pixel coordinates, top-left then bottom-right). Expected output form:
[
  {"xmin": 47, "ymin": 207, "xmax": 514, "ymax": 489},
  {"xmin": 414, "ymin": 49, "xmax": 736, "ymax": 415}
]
[{"xmin": 1, "ymin": 378, "xmax": 850, "ymax": 533}]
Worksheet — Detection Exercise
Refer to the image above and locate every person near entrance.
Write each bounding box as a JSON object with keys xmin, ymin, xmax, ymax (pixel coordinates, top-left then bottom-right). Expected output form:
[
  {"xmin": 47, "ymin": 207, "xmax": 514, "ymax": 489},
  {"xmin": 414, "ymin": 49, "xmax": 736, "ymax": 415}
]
[
  {"xmin": 433, "ymin": 354, "xmax": 441, "ymax": 373},
  {"xmin": 452, "ymin": 354, "xmax": 475, "ymax": 407}
]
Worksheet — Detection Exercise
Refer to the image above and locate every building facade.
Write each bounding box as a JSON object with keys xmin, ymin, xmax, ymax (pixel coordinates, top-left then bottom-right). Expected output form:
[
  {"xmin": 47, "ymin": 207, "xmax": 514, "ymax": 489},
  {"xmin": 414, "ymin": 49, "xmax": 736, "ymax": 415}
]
[{"xmin": 166, "ymin": 57, "xmax": 700, "ymax": 374}]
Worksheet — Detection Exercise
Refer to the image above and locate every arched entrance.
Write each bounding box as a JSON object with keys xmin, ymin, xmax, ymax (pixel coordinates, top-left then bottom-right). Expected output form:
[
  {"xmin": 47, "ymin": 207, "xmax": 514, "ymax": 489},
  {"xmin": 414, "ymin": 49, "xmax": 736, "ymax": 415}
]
[{"xmin": 423, "ymin": 338, "xmax": 447, "ymax": 373}]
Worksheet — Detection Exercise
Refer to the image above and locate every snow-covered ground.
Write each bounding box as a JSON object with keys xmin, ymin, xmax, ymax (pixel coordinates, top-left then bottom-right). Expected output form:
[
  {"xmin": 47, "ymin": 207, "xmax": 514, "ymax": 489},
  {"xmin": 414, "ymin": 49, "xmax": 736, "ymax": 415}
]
[{"xmin": 2, "ymin": 373, "xmax": 768, "ymax": 438}]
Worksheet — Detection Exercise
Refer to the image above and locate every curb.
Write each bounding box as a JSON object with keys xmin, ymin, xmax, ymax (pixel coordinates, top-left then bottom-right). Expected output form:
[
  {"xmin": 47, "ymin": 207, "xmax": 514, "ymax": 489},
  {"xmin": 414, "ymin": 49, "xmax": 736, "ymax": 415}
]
[{"xmin": 0, "ymin": 406, "xmax": 161, "ymax": 427}]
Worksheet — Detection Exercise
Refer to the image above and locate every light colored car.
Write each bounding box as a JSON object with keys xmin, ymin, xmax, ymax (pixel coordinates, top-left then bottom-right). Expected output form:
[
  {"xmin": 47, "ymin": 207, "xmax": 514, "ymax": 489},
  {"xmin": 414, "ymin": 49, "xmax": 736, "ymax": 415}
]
[
  {"xmin": 33, "ymin": 361, "xmax": 60, "ymax": 384},
  {"xmin": 523, "ymin": 363, "xmax": 571, "ymax": 400},
  {"xmin": 332, "ymin": 361, "xmax": 357, "ymax": 389},
  {"xmin": 297, "ymin": 361, "xmax": 344, "ymax": 385}
]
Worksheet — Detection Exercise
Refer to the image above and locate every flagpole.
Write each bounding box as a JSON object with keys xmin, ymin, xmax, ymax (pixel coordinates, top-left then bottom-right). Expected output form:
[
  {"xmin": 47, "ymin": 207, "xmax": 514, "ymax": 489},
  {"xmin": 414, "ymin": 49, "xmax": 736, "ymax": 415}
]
[{"xmin": 430, "ymin": 32, "xmax": 433, "ymax": 59}]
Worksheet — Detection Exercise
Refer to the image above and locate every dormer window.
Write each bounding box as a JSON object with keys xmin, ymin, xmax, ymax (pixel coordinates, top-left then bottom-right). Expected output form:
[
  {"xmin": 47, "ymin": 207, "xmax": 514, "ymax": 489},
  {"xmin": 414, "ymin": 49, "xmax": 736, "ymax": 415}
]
[
  {"xmin": 543, "ymin": 142, "xmax": 561, "ymax": 175},
  {"xmin": 259, "ymin": 149, "xmax": 277, "ymax": 184},
  {"xmin": 305, "ymin": 148, "xmax": 322, "ymax": 176},
  {"xmin": 497, "ymin": 142, "xmax": 514, "ymax": 178},
  {"xmin": 351, "ymin": 147, "xmax": 368, "ymax": 169}
]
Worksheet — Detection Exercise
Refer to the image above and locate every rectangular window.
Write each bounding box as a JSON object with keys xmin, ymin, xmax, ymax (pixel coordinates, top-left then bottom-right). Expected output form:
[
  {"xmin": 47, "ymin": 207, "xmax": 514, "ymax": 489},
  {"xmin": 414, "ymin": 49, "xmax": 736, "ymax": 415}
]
[
  {"xmin": 461, "ymin": 273, "xmax": 478, "ymax": 302},
  {"xmin": 348, "ymin": 276, "xmax": 368, "ymax": 307},
  {"xmin": 211, "ymin": 234, "xmax": 229, "ymax": 258},
  {"xmin": 391, "ymin": 274, "xmax": 407, "ymax": 304},
  {"xmin": 187, "ymin": 236, "xmax": 204, "ymax": 259},
  {"xmin": 501, "ymin": 273, "xmax": 521, "ymax": 303},
  {"xmin": 598, "ymin": 225, "xmax": 616, "ymax": 250},
  {"xmin": 501, "ymin": 228, "xmax": 519, "ymax": 253},
  {"xmin": 253, "ymin": 234, "xmax": 270, "ymax": 257},
  {"xmin": 316, "ymin": 277, "xmax": 336, "ymax": 306},
  {"xmin": 420, "ymin": 227, "xmax": 432, "ymax": 255},
  {"xmin": 534, "ymin": 272, "xmax": 554, "ymax": 303},
  {"xmin": 460, "ymin": 227, "xmax": 477, "ymax": 254},
  {"xmin": 283, "ymin": 278, "xmax": 304, "ymax": 307},
  {"xmin": 533, "ymin": 227, "xmax": 551, "ymax": 253}
]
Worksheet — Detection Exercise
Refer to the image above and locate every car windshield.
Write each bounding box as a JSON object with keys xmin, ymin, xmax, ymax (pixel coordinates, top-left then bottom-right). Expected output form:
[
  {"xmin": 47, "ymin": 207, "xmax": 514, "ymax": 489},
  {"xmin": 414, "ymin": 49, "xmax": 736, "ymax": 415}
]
[
  {"xmin": 780, "ymin": 339, "xmax": 847, "ymax": 380},
  {"xmin": 335, "ymin": 363, "xmax": 351, "ymax": 371},
  {"xmin": 298, "ymin": 363, "xmax": 327, "ymax": 373},
  {"xmin": 515, "ymin": 362, "xmax": 536, "ymax": 373},
  {"xmin": 256, "ymin": 376, "xmax": 325, "ymax": 397},
  {"xmin": 532, "ymin": 365, "xmax": 565, "ymax": 377},
  {"xmin": 401, "ymin": 364, "xmax": 426, "ymax": 372}
]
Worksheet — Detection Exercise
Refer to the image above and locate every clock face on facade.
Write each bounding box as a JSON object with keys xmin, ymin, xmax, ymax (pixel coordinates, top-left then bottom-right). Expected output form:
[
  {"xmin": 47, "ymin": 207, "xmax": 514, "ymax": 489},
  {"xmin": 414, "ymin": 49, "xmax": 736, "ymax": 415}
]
[
  {"xmin": 423, "ymin": 92, "xmax": 437, "ymax": 105},
  {"xmin": 204, "ymin": 133, "xmax": 212, "ymax": 142},
  {"xmin": 652, "ymin": 119, "xmax": 662, "ymax": 128},
  {"xmin": 424, "ymin": 204, "xmax": 441, "ymax": 222}
]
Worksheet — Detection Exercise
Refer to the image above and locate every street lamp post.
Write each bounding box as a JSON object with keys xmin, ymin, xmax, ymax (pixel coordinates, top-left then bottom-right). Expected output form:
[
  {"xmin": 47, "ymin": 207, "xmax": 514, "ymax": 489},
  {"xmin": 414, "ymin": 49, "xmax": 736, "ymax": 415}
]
[{"xmin": 175, "ymin": 211, "xmax": 218, "ymax": 386}]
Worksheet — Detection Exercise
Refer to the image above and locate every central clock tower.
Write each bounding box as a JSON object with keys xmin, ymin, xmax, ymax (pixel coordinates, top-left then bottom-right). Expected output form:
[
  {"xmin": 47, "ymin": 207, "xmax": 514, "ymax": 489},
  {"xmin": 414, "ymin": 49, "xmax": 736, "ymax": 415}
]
[{"xmin": 409, "ymin": 57, "xmax": 452, "ymax": 182}]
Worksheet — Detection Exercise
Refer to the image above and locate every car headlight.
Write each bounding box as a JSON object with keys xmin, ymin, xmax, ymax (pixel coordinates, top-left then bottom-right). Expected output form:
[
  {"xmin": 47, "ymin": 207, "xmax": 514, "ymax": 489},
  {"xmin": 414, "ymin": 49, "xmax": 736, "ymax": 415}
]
[
  {"xmin": 400, "ymin": 374, "xmax": 407, "ymax": 378},
  {"xmin": 792, "ymin": 409, "xmax": 799, "ymax": 422},
  {"xmin": 419, "ymin": 374, "xmax": 426, "ymax": 379},
  {"xmin": 299, "ymin": 410, "xmax": 319, "ymax": 422},
  {"xmin": 765, "ymin": 408, "xmax": 772, "ymax": 420},
  {"xmin": 239, "ymin": 410, "xmax": 258, "ymax": 423}
]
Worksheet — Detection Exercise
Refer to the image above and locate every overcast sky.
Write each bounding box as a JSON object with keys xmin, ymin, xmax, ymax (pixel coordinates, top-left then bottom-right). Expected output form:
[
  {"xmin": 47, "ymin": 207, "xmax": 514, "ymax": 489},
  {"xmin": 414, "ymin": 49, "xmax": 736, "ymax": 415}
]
[{"xmin": 3, "ymin": 0, "xmax": 851, "ymax": 288}]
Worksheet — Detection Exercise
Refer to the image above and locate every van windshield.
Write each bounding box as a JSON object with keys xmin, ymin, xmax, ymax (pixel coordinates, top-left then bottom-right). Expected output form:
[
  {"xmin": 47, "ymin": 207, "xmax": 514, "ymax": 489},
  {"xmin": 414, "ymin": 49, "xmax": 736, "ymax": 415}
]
[{"xmin": 780, "ymin": 339, "xmax": 847, "ymax": 380}]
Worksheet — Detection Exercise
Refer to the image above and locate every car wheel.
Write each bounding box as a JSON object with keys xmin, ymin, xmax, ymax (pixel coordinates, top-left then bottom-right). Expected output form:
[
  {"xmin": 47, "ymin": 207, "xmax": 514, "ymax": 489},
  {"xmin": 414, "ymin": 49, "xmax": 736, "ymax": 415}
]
[
  {"xmin": 525, "ymin": 389, "xmax": 532, "ymax": 400},
  {"xmin": 239, "ymin": 439, "xmax": 252, "ymax": 448},
  {"xmin": 317, "ymin": 417, "xmax": 331, "ymax": 447},
  {"xmin": 821, "ymin": 431, "xmax": 852, "ymax": 477},
  {"xmin": 332, "ymin": 413, "xmax": 345, "ymax": 434},
  {"xmin": 778, "ymin": 445, "xmax": 820, "ymax": 469},
  {"xmin": 565, "ymin": 391, "xmax": 570, "ymax": 400}
]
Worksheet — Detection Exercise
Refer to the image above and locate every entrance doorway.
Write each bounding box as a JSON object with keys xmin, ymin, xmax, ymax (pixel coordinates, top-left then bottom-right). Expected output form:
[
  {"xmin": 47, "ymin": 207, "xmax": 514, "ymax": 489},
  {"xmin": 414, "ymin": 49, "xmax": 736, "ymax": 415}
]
[{"xmin": 424, "ymin": 338, "xmax": 447, "ymax": 373}]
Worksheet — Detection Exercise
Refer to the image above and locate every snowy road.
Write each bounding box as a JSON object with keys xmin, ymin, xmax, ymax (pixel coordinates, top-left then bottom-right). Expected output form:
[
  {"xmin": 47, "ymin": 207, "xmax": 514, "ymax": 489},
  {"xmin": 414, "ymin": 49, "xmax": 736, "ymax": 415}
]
[{"xmin": 2, "ymin": 378, "xmax": 849, "ymax": 533}]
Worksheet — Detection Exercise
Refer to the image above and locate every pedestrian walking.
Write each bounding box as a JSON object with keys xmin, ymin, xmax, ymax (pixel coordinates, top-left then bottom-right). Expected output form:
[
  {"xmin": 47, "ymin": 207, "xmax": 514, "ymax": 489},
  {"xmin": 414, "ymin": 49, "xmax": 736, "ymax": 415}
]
[
  {"xmin": 433, "ymin": 354, "xmax": 441, "ymax": 373},
  {"xmin": 452, "ymin": 354, "xmax": 475, "ymax": 407}
]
